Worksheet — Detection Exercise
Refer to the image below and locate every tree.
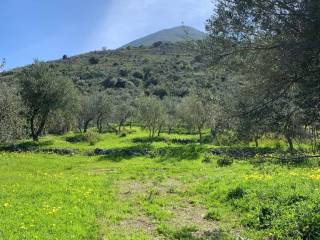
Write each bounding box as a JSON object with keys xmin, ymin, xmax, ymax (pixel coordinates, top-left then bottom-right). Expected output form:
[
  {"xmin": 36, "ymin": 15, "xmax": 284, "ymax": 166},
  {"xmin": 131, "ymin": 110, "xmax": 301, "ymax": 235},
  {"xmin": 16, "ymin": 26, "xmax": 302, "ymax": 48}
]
[
  {"xmin": 112, "ymin": 91, "xmax": 135, "ymax": 133},
  {"xmin": 0, "ymin": 84, "xmax": 25, "ymax": 143},
  {"xmin": 95, "ymin": 93, "xmax": 112, "ymax": 133},
  {"xmin": 19, "ymin": 61, "xmax": 77, "ymax": 141},
  {"xmin": 177, "ymin": 94, "xmax": 212, "ymax": 141},
  {"xmin": 46, "ymin": 94, "xmax": 80, "ymax": 135},
  {"xmin": 206, "ymin": 0, "xmax": 320, "ymax": 149},
  {"xmin": 89, "ymin": 57, "xmax": 99, "ymax": 65},
  {"xmin": 163, "ymin": 96, "xmax": 180, "ymax": 134},
  {"xmin": 137, "ymin": 96, "xmax": 165, "ymax": 137},
  {"xmin": 78, "ymin": 95, "xmax": 97, "ymax": 133}
]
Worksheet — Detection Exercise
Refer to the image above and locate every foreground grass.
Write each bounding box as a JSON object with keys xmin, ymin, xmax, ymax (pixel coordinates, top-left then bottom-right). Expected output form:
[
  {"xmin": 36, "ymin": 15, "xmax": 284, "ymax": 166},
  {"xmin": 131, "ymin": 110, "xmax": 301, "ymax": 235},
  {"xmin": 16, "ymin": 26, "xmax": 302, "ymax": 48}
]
[{"xmin": 0, "ymin": 129, "xmax": 319, "ymax": 239}]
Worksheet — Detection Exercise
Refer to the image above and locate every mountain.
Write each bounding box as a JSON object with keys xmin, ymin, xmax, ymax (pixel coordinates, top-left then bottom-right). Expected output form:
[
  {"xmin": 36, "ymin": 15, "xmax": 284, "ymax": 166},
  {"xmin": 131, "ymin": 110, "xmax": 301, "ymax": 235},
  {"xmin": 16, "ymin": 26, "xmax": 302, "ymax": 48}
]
[
  {"xmin": 1, "ymin": 41, "xmax": 215, "ymax": 98},
  {"xmin": 122, "ymin": 26, "xmax": 206, "ymax": 48}
]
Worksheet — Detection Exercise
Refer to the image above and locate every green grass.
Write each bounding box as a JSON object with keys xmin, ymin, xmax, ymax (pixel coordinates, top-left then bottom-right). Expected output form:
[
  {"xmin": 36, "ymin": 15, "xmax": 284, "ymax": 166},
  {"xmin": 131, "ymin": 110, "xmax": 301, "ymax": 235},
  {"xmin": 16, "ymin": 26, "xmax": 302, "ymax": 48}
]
[{"xmin": 0, "ymin": 128, "xmax": 319, "ymax": 239}]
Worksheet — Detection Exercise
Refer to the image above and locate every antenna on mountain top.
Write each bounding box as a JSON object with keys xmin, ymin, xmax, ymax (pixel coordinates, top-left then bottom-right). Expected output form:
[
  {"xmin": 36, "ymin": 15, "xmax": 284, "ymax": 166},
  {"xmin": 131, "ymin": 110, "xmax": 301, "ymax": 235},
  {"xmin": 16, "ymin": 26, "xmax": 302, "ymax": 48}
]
[{"xmin": 181, "ymin": 21, "xmax": 190, "ymax": 41}]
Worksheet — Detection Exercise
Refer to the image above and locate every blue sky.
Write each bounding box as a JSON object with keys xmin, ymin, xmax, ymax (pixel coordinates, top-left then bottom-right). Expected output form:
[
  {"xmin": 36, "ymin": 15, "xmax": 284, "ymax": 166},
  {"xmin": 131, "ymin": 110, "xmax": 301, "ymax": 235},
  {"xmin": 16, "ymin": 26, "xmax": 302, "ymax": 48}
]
[{"xmin": 1, "ymin": 0, "xmax": 214, "ymax": 69}]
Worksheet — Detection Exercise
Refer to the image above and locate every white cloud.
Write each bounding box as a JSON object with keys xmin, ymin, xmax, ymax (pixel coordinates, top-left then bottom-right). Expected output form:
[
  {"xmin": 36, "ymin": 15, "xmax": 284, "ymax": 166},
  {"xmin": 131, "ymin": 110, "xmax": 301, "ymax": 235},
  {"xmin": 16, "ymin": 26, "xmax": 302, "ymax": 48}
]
[{"xmin": 89, "ymin": 0, "xmax": 214, "ymax": 49}]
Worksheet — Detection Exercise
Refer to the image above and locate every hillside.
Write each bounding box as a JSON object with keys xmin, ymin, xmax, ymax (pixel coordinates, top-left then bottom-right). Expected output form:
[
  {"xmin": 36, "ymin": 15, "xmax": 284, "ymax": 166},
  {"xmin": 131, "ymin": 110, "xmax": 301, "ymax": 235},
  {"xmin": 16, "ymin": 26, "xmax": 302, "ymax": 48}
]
[
  {"xmin": 1, "ymin": 41, "xmax": 216, "ymax": 98},
  {"xmin": 122, "ymin": 26, "xmax": 207, "ymax": 48}
]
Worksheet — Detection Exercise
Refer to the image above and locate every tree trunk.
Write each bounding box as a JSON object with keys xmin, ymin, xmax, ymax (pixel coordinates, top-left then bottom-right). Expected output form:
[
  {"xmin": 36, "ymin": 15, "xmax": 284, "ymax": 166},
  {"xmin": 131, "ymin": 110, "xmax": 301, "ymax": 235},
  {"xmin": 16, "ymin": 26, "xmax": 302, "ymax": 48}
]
[
  {"xmin": 157, "ymin": 125, "xmax": 162, "ymax": 137},
  {"xmin": 30, "ymin": 114, "xmax": 37, "ymax": 141},
  {"xmin": 198, "ymin": 127, "xmax": 202, "ymax": 143},
  {"xmin": 285, "ymin": 134, "xmax": 294, "ymax": 153},
  {"xmin": 254, "ymin": 137, "xmax": 259, "ymax": 148},
  {"xmin": 97, "ymin": 115, "xmax": 103, "ymax": 133},
  {"xmin": 31, "ymin": 112, "xmax": 48, "ymax": 141},
  {"xmin": 118, "ymin": 123, "xmax": 122, "ymax": 134},
  {"xmin": 84, "ymin": 119, "xmax": 91, "ymax": 133}
]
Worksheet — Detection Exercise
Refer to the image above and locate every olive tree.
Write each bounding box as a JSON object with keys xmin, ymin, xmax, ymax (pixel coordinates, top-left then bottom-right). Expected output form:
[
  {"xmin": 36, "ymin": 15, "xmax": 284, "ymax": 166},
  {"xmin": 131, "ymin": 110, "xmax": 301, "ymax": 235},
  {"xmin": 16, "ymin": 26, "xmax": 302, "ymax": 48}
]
[
  {"xmin": 137, "ymin": 96, "xmax": 165, "ymax": 137},
  {"xmin": 95, "ymin": 93, "xmax": 112, "ymax": 133},
  {"xmin": 163, "ymin": 96, "xmax": 180, "ymax": 134},
  {"xmin": 177, "ymin": 94, "xmax": 213, "ymax": 141},
  {"xmin": 112, "ymin": 91, "xmax": 135, "ymax": 133},
  {"xmin": 77, "ymin": 95, "xmax": 97, "ymax": 133},
  {"xmin": 19, "ymin": 61, "xmax": 77, "ymax": 141},
  {"xmin": 206, "ymin": 0, "xmax": 320, "ymax": 150},
  {"xmin": 0, "ymin": 84, "xmax": 25, "ymax": 143}
]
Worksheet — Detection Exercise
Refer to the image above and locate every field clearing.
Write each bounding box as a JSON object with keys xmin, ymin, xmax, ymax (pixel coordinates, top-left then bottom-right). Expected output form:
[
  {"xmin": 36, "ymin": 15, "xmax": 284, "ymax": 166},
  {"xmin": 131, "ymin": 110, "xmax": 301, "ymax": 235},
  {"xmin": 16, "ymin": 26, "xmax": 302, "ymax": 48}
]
[{"xmin": 0, "ymin": 129, "xmax": 319, "ymax": 240}]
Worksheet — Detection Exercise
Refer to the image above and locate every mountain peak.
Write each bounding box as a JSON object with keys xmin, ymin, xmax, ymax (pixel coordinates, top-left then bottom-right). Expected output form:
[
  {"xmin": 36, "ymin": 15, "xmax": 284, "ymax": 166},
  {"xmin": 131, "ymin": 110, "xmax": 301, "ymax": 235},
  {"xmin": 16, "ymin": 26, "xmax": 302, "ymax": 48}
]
[{"xmin": 122, "ymin": 25, "xmax": 206, "ymax": 48}]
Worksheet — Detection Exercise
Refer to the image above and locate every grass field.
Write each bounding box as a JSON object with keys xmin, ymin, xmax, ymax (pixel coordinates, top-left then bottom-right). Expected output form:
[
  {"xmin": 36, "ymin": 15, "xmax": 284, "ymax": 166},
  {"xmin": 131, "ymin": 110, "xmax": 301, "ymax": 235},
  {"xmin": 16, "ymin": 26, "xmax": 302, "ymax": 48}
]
[{"xmin": 0, "ymin": 128, "xmax": 319, "ymax": 240}]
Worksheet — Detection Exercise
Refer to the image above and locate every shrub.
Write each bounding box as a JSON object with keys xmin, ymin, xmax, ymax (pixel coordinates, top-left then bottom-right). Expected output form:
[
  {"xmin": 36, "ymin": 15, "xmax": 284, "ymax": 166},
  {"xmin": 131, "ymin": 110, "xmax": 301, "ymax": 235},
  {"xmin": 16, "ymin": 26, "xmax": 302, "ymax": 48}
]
[
  {"xmin": 67, "ymin": 132, "xmax": 101, "ymax": 145},
  {"xmin": 226, "ymin": 187, "xmax": 245, "ymax": 200},
  {"xmin": 297, "ymin": 205, "xmax": 320, "ymax": 239},
  {"xmin": 133, "ymin": 71, "xmax": 143, "ymax": 79},
  {"xmin": 258, "ymin": 207, "xmax": 274, "ymax": 229},
  {"xmin": 66, "ymin": 135, "xmax": 86, "ymax": 143},
  {"xmin": 102, "ymin": 77, "xmax": 117, "ymax": 88},
  {"xmin": 204, "ymin": 209, "xmax": 221, "ymax": 221},
  {"xmin": 153, "ymin": 88, "xmax": 168, "ymax": 99},
  {"xmin": 215, "ymin": 130, "xmax": 239, "ymax": 146},
  {"xmin": 119, "ymin": 132, "xmax": 127, "ymax": 138},
  {"xmin": 88, "ymin": 57, "xmax": 99, "ymax": 64},
  {"xmin": 119, "ymin": 69, "xmax": 129, "ymax": 77},
  {"xmin": 152, "ymin": 41, "xmax": 163, "ymax": 47},
  {"xmin": 194, "ymin": 55, "xmax": 203, "ymax": 62},
  {"xmin": 217, "ymin": 158, "xmax": 233, "ymax": 167},
  {"xmin": 202, "ymin": 153, "xmax": 214, "ymax": 163},
  {"xmin": 83, "ymin": 131, "xmax": 101, "ymax": 145}
]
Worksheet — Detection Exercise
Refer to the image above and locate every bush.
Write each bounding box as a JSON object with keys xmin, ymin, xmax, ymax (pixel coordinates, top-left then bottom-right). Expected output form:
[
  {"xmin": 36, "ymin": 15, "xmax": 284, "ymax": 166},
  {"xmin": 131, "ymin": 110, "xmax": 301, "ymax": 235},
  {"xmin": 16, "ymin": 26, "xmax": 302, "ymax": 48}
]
[
  {"xmin": 215, "ymin": 130, "xmax": 239, "ymax": 146},
  {"xmin": 102, "ymin": 77, "xmax": 117, "ymax": 88},
  {"xmin": 66, "ymin": 132, "xmax": 101, "ymax": 145},
  {"xmin": 153, "ymin": 88, "xmax": 168, "ymax": 99},
  {"xmin": 204, "ymin": 209, "xmax": 221, "ymax": 221},
  {"xmin": 297, "ymin": 205, "xmax": 320, "ymax": 239},
  {"xmin": 202, "ymin": 153, "xmax": 214, "ymax": 163},
  {"xmin": 66, "ymin": 135, "xmax": 86, "ymax": 143},
  {"xmin": 119, "ymin": 132, "xmax": 127, "ymax": 138},
  {"xmin": 119, "ymin": 69, "xmax": 129, "ymax": 77},
  {"xmin": 88, "ymin": 57, "xmax": 99, "ymax": 64},
  {"xmin": 217, "ymin": 158, "xmax": 233, "ymax": 167},
  {"xmin": 83, "ymin": 131, "xmax": 101, "ymax": 145},
  {"xmin": 152, "ymin": 41, "xmax": 163, "ymax": 47},
  {"xmin": 226, "ymin": 187, "xmax": 245, "ymax": 200},
  {"xmin": 133, "ymin": 71, "xmax": 143, "ymax": 79}
]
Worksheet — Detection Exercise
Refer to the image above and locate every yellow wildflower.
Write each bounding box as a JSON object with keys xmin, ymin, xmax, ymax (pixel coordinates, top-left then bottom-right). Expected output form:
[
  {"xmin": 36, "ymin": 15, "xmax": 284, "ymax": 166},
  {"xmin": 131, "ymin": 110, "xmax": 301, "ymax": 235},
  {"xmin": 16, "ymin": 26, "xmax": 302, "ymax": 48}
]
[{"xmin": 3, "ymin": 203, "xmax": 10, "ymax": 208}]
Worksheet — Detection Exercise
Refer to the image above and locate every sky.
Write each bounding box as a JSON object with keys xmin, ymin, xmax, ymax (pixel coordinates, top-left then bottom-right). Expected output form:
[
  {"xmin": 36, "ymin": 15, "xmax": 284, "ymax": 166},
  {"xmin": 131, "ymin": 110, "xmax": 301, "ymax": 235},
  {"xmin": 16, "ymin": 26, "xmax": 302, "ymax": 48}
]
[{"xmin": 1, "ymin": 0, "xmax": 214, "ymax": 69}]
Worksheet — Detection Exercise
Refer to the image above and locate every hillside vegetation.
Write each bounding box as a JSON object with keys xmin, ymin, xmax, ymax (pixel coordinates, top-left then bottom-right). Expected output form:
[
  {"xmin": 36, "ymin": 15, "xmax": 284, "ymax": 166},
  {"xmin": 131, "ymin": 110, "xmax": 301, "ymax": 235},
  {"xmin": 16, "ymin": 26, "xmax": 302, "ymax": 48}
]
[{"xmin": 1, "ymin": 41, "xmax": 212, "ymax": 98}]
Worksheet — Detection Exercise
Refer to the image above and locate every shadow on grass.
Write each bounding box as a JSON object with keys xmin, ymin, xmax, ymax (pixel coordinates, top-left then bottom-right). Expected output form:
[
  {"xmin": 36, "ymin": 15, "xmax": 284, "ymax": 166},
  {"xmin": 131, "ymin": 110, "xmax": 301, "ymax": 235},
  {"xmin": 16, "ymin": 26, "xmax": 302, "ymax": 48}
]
[
  {"xmin": 96, "ymin": 144, "xmax": 152, "ymax": 162},
  {"xmin": 155, "ymin": 144, "xmax": 206, "ymax": 162},
  {"xmin": 158, "ymin": 226, "xmax": 226, "ymax": 240},
  {"xmin": 211, "ymin": 146, "xmax": 320, "ymax": 167},
  {"xmin": 0, "ymin": 140, "xmax": 54, "ymax": 152},
  {"xmin": 95, "ymin": 144, "xmax": 206, "ymax": 162},
  {"xmin": 132, "ymin": 136, "xmax": 168, "ymax": 144}
]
